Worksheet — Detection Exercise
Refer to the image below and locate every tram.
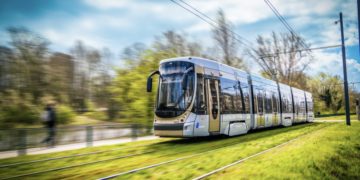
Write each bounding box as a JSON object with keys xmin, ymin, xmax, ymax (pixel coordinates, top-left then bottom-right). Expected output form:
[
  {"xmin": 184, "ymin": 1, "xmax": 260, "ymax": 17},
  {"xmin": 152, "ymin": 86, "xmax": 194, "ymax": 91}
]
[{"xmin": 146, "ymin": 57, "xmax": 314, "ymax": 137}]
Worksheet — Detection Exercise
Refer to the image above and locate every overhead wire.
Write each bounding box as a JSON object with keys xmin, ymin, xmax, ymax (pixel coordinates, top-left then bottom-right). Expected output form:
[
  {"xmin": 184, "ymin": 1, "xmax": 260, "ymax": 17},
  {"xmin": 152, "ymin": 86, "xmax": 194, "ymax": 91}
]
[
  {"xmin": 264, "ymin": 0, "xmax": 310, "ymax": 50},
  {"xmin": 169, "ymin": 0, "xmax": 256, "ymax": 52},
  {"xmin": 177, "ymin": 0, "xmax": 254, "ymax": 46},
  {"xmin": 259, "ymin": 44, "xmax": 341, "ymax": 58},
  {"xmin": 170, "ymin": 0, "xmax": 338, "ymax": 60}
]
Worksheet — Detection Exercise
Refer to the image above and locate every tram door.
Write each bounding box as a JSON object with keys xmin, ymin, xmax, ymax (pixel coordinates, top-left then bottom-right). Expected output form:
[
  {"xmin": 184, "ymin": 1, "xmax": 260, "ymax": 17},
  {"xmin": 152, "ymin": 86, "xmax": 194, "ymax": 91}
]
[{"xmin": 206, "ymin": 78, "xmax": 220, "ymax": 132}]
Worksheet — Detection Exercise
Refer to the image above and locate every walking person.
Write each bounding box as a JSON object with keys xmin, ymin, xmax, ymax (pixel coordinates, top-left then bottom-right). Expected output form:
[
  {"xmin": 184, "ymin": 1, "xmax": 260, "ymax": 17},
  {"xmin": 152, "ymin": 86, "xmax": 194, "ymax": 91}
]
[{"xmin": 41, "ymin": 103, "xmax": 57, "ymax": 147}]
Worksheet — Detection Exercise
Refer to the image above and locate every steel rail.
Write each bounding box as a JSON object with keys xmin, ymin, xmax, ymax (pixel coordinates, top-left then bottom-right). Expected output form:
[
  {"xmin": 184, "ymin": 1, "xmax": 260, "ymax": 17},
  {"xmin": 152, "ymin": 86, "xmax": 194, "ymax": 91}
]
[
  {"xmin": 1, "ymin": 151, "xmax": 155, "ymax": 180},
  {"xmin": 0, "ymin": 144, "xmax": 150, "ymax": 168},
  {"xmin": 192, "ymin": 125, "xmax": 331, "ymax": 180},
  {"xmin": 98, "ymin": 124, "xmax": 328, "ymax": 180}
]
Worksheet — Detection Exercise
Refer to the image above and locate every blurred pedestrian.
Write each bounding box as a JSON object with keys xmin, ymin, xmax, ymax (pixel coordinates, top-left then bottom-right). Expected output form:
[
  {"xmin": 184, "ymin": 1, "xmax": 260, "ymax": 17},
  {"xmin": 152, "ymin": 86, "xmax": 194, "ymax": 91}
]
[{"xmin": 41, "ymin": 102, "xmax": 57, "ymax": 147}]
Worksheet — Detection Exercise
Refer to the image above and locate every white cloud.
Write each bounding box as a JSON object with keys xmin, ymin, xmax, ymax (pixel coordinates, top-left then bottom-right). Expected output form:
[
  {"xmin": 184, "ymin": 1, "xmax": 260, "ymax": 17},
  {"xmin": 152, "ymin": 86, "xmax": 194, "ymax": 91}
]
[
  {"xmin": 306, "ymin": 50, "xmax": 360, "ymax": 85},
  {"xmin": 83, "ymin": 0, "xmax": 129, "ymax": 10},
  {"xmin": 42, "ymin": 28, "xmax": 108, "ymax": 50},
  {"xmin": 186, "ymin": 23, "xmax": 211, "ymax": 33}
]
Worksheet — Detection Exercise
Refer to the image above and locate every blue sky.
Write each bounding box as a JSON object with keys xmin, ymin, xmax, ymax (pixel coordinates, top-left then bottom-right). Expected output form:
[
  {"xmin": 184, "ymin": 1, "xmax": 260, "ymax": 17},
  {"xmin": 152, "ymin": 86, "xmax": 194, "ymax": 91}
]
[{"xmin": 0, "ymin": 0, "xmax": 359, "ymax": 88}]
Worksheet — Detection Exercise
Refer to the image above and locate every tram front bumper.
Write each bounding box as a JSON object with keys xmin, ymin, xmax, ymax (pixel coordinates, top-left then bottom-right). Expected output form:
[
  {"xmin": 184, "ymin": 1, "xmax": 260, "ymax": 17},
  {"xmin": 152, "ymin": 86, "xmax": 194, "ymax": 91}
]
[{"xmin": 154, "ymin": 123, "xmax": 184, "ymax": 137}]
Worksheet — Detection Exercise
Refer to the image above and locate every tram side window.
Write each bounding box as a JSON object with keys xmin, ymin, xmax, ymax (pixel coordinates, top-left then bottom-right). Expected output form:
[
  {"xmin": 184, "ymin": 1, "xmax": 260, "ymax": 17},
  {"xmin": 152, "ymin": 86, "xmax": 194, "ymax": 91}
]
[
  {"xmin": 287, "ymin": 94, "xmax": 293, "ymax": 113},
  {"xmin": 234, "ymin": 81, "xmax": 244, "ymax": 113},
  {"xmin": 281, "ymin": 94, "xmax": 291, "ymax": 113},
  {"xmin": 300, "ymin": 100, "xmax": 306, "ymax": 113},
  {"xmin": 220, "ymin": 78, "xmax": 234, "ymax": 114},
  {"xmin": 281, "ymin": 97, "xmax": 286, "ymax": 113},
  {"xmin": 264, "ymin": 91, "xmax": 272, "ymax": 113},
  {"xmin": 241, "ymin": 84, "xmax": 250, "ymax": 113},
  {"xmin": 256, "ymin": 89, "xmax": 264, "ymax": 114},
  {"xmin": 307, "ymin": 101, "xmax": 313, "ymax": 112},
  {"xmin": 272, "ymin": 92, "xmax": 278, "ymax": 113},
  {"xmin": 294, "ymin": 97, "xmax": 299, "ymax": 115},
  {"xmin": 195, "ymin": 74, "xmax": 206, "ymax": 114},
  {"xmin": 185, "ymin": 72, "xmax": 195, "ymax": 105}
]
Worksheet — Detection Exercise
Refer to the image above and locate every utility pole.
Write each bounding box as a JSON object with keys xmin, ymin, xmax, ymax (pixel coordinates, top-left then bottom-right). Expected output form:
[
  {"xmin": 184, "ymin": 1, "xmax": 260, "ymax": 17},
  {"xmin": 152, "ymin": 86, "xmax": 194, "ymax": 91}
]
[
  {"xmin": 339, "ymin": 12, "xmax": 351, "ymax": 126},
  {"xmin": 358, "ymin": 0, "xmax": 360, "ymax": 55},
  {"xmin": 357, "ymin": 0, "xmax": 360, "ymax": 121},
  {"xmin": 356, "ymin": 98, "xmax": 360, "ymax": 121}
]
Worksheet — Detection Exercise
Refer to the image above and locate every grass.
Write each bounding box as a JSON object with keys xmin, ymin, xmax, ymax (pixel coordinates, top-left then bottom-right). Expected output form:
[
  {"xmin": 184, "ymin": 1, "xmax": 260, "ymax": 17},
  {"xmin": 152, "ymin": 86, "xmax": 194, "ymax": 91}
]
[
  {"xmin": 315, "ymin": 114, "xmax": 358, "ymax": 121},
  {"xmin": 68, "ymin": 115, "xmax": 111, "ymax": 125},
  {"xmin": 13, "ymin": 115, "xmax": 112, "ymax": 129},
  {"xmin": 82, "ymin": 111, "xmax": 108, "ymax": 121},
  {"xmin": 0, "ymin": 122, "xmax": 359, "ymax": 179},
  {"xmin": 207, "ymin": 122, "xmax": 360, "ymax": 179},
  {"xmin": 0, "ymin": 122, "xmax": 333, "ymax": 179}
]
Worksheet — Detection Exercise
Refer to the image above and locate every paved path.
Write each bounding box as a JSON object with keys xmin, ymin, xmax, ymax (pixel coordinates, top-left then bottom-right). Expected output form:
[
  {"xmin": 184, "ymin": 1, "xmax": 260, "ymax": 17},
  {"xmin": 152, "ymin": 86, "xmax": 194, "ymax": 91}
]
[{"xmin": 0, "ymin": 136, "xmax": 158, "ymax": 159}]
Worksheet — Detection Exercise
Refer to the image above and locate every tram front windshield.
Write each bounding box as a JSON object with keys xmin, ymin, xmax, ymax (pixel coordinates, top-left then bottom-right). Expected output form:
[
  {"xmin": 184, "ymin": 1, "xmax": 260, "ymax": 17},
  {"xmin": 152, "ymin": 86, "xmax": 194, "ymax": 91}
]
[{"xmin": 156, "ymin": 61, "xmax": 195, "ymax": 118}]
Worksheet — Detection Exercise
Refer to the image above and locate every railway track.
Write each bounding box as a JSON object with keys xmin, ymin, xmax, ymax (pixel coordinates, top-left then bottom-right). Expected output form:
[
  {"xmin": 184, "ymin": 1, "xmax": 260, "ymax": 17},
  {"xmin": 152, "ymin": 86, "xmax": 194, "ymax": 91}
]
[
  {"xmin": 192, "ymin": 138, "xmax": 299, "ymax": 180},
  {"xmin": 0, "ymin": 143, "xmax": 151, "ymax": 168},
  {"xmin": 98, "ymin": 124, "xmax": 331, "ymax": 180},
  {"xmin": 0, "ymin": 123, "xmax": 326, "ymax": 180},
  {"xmin": 193, "ymin": 124, "xmax": 331, "ymax": 180},
  {"xmin": 0, "ymin": 136, "xmax": 262, "ymax": 180},
  {"xmin": 0, "ymin": 151, "xmax": 154, "ymax": 180}
]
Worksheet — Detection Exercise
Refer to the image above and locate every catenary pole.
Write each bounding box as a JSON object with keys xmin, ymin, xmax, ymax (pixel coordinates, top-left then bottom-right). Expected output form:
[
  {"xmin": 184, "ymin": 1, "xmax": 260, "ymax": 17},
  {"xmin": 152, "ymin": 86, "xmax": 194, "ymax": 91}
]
[
  {"xmin": 339, "ymin": 12, "xmax": 351, "ymax": 126},
  {"xmin": 357, "ymin": 0, "xmax": 360, "ymax": 120},
  {"xmin": 358, "ymin": 0, "xmax": 360, "ymax": 55}
]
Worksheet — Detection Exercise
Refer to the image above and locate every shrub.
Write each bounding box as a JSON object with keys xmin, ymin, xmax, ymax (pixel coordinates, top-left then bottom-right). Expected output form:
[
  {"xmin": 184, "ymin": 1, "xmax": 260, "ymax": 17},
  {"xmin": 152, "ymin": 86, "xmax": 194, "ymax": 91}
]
[
  {"xmin": 56, "ymin": 105, "xmax": 75, "ymax": 124},
  {"xmin": 84, "ymin": 111, "xmax": 107, "ymax": 121},
  {"xmin": 0, "ymin": 91, "xmax": 40, "ymax": 126}
]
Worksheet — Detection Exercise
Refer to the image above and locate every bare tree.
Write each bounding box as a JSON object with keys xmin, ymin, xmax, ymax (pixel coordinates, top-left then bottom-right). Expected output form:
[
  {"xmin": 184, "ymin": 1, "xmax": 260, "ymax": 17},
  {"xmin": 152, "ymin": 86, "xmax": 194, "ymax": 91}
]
[
  {"xmin": 153, "ymin": 30, "xmax": 204, "ymax": 57},
  {"xmin": 121, "ymin": 42, "xmax": 146, "ymax": 68},
  {"xmin": 249, "ymin": 32, "xmax": 312, "ymax": 88},
  {"xmin": 86, "ymin": 49, "xmax": 101, "ymax": 101},
  {"xmin": 212, "ymin": 9, "xmax": 245, "ymax": 69},
  {"xmin": 70, "ymin": 41, "xmax": 89, "ymax": 111}
]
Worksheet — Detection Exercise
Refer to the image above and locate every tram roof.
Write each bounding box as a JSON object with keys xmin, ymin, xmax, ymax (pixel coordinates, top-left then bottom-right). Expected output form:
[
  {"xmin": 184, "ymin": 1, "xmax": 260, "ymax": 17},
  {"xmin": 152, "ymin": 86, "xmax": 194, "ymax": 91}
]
[
  {"xmin": 160, "ymin": 56, "xmax": 248, "ymax": 75},
  {"xmin": 160, "ymin": 57, "xmax": 306, "ymax": 91}
]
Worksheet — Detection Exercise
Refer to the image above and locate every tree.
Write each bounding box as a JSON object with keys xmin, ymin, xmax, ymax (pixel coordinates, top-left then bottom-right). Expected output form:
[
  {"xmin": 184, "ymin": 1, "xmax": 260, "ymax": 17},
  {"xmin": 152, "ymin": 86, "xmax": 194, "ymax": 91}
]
[
  {"xmin": 121, "ymin": 42, "xmax": 147, "ymax": 68},
  {"xmin": 47, "ymin": 52, "xmax": 75, "ymax": 104},
  {"xmin": 0, "ymin": 46, "xmax": 14, "ymax": 92},
  {"xmin": 7, "ymin": 27, "xmax": 49, "ymax": 102},
  {"xmin": 153, "ymin": 30, "xmax": 204, "ymax": 57},
  {"xmin": 249, "ymin": 32, "xmax": 312, "ymax": 88},
  {"xmin": 86, "ymin": 49, "xmax": 101, "ymax": 101},
  {"xmin": 70, "ymin": 41, "xmax": 89, "ymax": 111},
  {"xmin": 212, "ymin": 9, "xmax": 245, "ymax": 69},
  {"xmin": 309, "ymin": 73, "xmax": 343, "ymax": 114}
]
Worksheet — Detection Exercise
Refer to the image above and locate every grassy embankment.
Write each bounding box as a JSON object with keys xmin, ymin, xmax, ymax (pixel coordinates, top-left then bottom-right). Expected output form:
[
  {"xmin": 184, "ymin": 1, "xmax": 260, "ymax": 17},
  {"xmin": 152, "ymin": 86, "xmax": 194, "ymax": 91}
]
[
  {"xmin": 315, "ymin": 113, "xmax": 358, "ymax": 121},
  {"xmin": 0, "ymin": 122, "xmax": 359, "ymax": 179},
  {"xmin": 208, "ymin": 122, "xmax": 360, "ymax": 179},
  {"xmin": 13, "ymin": 115, "xmax": 112, "ymax": 128}
]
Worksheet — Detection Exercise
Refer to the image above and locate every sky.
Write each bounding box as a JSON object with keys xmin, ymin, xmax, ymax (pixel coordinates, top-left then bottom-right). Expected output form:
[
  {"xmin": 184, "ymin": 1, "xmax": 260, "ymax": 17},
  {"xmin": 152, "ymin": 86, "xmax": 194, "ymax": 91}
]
[{"xmin": 0, "ymin": 0, "xmax": 359, "ymax": 89}]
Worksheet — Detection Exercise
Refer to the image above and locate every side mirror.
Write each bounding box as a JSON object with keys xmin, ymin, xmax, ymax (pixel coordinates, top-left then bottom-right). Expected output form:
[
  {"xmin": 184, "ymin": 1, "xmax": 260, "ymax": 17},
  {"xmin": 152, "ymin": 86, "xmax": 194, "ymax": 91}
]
[
  {"xmin": 147, "ymin": 77, "xmax": 153, "ymax": 92},
  {"xmin": 147, "ymin": 70, "xmax": 160, "ymax": 92}
]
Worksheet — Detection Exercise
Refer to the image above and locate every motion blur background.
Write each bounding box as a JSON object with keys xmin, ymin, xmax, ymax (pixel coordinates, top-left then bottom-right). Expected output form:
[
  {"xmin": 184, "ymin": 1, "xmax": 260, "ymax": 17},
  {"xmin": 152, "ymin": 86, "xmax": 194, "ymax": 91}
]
[{"xmin": 0, "ymin": 0, "xmax": 359, "ymax": 144}]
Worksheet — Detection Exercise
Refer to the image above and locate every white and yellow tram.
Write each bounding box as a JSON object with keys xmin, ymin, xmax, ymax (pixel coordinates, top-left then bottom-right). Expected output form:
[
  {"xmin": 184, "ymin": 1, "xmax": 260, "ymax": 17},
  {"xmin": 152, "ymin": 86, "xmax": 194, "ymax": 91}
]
[{"xmin": 147, "ymin": 57, "xmax": 314, "ymax": 137}]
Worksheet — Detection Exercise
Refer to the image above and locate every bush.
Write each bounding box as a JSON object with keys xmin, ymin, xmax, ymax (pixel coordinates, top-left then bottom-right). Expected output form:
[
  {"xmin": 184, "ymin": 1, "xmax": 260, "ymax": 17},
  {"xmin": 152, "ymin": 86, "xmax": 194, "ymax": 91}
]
[
  {"xmin": 0, "ymin": 91, "xmax": 40, "ymax": 126},
  {"xmin": 56, "ymin": 105, "xmax": 75, "ymax": 124},
  {"xmin": 84, "ymin": 111, "xmax": 107, "ymax": 121}
]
